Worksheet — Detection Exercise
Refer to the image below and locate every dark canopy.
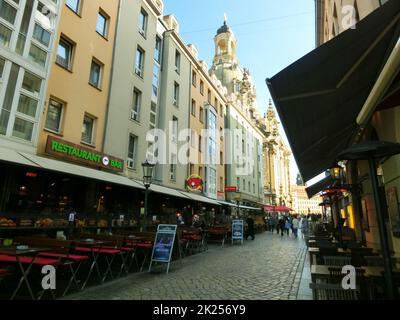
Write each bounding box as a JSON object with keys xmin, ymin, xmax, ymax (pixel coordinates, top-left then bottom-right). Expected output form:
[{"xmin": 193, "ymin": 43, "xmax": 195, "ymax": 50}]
[
  {"xmin": 305, "ymin": 175, "xmax": 334, "ymax": 199},
  {"xmin": 267, "ymin": 0, "xmax": 400, "ymax": 182}
]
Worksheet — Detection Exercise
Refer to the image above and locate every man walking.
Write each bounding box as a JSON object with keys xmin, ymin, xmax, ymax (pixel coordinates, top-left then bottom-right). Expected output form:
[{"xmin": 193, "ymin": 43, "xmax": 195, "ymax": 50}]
[
  {"xmin": 292, "ymin": 216, "xmax": 299, "ymax": 238},
  {"xmin": 246, "ymin": 215, "xmax": 255, "ymax": 240}
]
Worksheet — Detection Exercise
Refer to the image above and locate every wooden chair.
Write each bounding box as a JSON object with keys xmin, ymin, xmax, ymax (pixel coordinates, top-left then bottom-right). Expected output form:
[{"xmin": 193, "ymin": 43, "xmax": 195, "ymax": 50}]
[
  {"xmin": 309, "ymin": 282, "xmax": 359, "ymax": 300},
  {"xmin": 323, "ymin": 255, "xmax": 352, "ymax": 266}
]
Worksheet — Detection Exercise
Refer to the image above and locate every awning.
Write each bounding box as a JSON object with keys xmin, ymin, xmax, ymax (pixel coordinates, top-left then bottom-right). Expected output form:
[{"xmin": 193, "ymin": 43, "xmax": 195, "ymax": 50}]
[
  {"xmin": 179, "ymin": 191, "xmax": 221, "ymax": 206},
  {"xmin": 239, "ymin": 205, "xmax": 261, "ymax": 211},
  {"xmin": 19, "ymin": 152, "xmax": 144, "ymax": 190},
  {"xmin": 218, "ymin": 201, "xmax": 237, "ymax": 207},
  {"xmin": 148, "ymin": 183, "xmax": 190, "ymax": 200},
  {"xmin": 266, "ymin": 0, "xmax": 400, "ymax": 182},
  {"xmin": 0, "ymin": 147, "xmax": 40, "ymax": 167},
  {"xmin": 305, "ymin": 175, "xmax": 334, "ymax": 199}
]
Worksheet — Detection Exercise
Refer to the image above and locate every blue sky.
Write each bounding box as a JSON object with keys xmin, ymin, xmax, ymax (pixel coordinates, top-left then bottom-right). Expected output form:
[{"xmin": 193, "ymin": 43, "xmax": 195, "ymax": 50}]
[{"xmin": 164, "ymin": 0, "xmax": 317, "ymax": 182}]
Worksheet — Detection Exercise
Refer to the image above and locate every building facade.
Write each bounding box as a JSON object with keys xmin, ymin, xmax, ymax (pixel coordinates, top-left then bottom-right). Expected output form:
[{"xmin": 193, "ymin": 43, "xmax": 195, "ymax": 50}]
[
  {"xmin": 291, "ymin": 184, "xmax": 322, "ymax": 215},
  {"xmin": 210, "ymin": 19, "xmax": 265, "ymax": 207},
  {"xmin": 262, "ymin": 101, "xmax": 292, "ymax": 207},
  {"xmin": 315, "ymin": 0, "xmax": 400, "ymax": 255},
  {"xmin": 0, "ymin": 0, "xmax": 62, "ymax": 153}
]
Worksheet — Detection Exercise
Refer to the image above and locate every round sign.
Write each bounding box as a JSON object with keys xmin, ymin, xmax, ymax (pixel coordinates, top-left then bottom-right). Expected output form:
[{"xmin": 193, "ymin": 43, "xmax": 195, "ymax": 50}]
[
  {"xmin": 186, "ymin": 175, "xmax": 203, "ymax": 192},
  {"xmin": 102, "ymin": 156, "xmax": 110, "ymax": 166}
]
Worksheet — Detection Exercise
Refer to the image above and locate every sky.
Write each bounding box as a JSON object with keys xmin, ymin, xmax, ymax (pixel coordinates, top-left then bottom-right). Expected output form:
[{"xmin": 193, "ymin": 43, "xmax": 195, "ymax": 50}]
[{"xmin": 164, "ymin": 0, "xmax": 317, "ymax": 184}]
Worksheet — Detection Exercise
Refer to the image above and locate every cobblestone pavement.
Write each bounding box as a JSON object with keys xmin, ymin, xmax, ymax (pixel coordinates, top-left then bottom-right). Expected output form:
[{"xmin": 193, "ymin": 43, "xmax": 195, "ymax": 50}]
[{"xmin": 66, "ymin": 231, "xmax": 308, "ymax": 300}]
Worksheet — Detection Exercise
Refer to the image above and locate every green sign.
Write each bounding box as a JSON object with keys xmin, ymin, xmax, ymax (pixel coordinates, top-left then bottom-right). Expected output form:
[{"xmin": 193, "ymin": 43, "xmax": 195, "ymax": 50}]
[{"xmin": 45, "ymin": 136, "xmax": 124, "ymax": 172}]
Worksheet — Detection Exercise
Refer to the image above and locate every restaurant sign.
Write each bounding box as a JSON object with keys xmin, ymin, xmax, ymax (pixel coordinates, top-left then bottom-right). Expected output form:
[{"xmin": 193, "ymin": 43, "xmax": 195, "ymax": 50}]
[
  {"xmin": 45, "ymin": 136, "xmax": 124, "ymax": 173},
  {"xmin": 148, "ymin": 224, "xmax": 178, "ymax": 274},
  {"xmin": 186, "ymin": 175, "xmax": 203, "ymax": 192}
]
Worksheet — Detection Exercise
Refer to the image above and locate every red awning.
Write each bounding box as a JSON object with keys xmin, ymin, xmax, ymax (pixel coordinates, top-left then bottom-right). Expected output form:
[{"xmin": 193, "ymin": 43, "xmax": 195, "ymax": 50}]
[{"xmin": 263, "ymin": 205, "xmax": 293, "ymax": 212}]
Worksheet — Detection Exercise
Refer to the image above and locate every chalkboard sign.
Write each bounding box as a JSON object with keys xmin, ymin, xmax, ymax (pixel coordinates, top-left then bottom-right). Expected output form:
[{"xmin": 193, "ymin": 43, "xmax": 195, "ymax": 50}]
[
  {"xmin": 232, "ymin": 220, "xmax": 244, "ymax": 244},
  {"xmin": 149, "ymin": 224, "xmax": 178, "ymax": 274}
]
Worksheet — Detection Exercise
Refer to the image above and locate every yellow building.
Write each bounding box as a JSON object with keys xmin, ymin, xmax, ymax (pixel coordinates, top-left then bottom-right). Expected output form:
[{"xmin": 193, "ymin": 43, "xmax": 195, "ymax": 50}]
[
  {"xmin": 38, "ymin": 0, "xmax": 119, "ymax": 158},
  {"xmin": 291, "ymin": 184, "xmax": 321, "ymax": 215}
]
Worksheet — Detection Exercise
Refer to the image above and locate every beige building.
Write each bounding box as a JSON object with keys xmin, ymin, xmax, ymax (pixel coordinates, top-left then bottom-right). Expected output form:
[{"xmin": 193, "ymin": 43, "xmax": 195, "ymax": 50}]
[
  {"xmin": 38, "ymin": 0, "xmax": 119, "ymax": 158},
  {"xmin": 291, "ymin": 184, "xmax": 322, "ymax": 215},
  {"xmin": 315, "ymin": 0, "xmax": 400, "ymax": 255},
  {"xmin": 262, "ymin": 101, "xmax": 292, "ymax": 207},
  {"xmin": 210, "ymin": 19, "xmax": 265, "ymax": 207},
  {"xmin": 187, "ymin": 44, "xmax": 227, "ymax": 200}
]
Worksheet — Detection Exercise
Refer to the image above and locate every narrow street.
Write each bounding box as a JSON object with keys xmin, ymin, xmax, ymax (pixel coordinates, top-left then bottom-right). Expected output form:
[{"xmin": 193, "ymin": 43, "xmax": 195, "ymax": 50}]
[{"xmin": 67, "ymin": 232, "xmax": 310, "ymax": 300}]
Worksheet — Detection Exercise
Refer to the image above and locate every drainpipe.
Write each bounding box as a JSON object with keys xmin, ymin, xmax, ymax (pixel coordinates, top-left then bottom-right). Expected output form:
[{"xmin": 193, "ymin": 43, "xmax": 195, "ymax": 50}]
[
  {"xmin": 356, "ymin": 37, "xmax": 400, "ymax": 130},
  {"xmin": 102, "ymin": 0, "xmax": 122, "ymax": 153}
]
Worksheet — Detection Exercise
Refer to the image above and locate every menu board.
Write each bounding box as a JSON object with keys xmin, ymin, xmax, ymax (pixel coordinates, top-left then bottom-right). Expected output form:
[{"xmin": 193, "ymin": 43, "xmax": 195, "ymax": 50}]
[
  {"xmin": 149, "ymin": 224, "xmax": 177, "ymax": 273},
  {"xmin": 232, "ymin": 220, "xmax": 244, "ymax": 244}
]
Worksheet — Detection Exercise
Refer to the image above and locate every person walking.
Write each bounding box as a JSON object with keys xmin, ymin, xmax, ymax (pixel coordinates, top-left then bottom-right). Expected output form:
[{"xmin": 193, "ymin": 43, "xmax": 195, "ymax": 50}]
[
  {"xmin": 285, "ymin": 217, "xmax": 291, "ymax": 236},
  {"xmin": 278, "ymin": 216, "xmax": 286, "ymax": 236},
  {"xmin": 300, "ymin": 216, "xmax": 309, "ymax": 239},
  {"xmin": 292, "ymin": 216, "xmax": 300, "ymax": 238},
  {"xmin": 246, "ymin": 215, "xmax": 255, "ymax": 240},
  {"xmin": 269, "ymin": 216, "xmax": 276, "ymax": 233}
]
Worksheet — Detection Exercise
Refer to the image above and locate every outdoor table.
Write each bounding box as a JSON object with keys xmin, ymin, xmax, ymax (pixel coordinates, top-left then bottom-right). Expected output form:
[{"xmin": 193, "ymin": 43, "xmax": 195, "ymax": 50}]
[
  {"xmin": 0, "ymin": 247, "xmax": 57, "ymax": 300},
  {"xmin": 73, "ymin": 240, "xmax": 112, "ymax": 289}
]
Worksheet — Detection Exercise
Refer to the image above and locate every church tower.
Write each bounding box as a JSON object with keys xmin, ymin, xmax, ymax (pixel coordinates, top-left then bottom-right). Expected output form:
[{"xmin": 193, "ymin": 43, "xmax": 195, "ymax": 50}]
[{"xmin": 211, "ymin": 16, "xmax": 239, "ymax": 93}]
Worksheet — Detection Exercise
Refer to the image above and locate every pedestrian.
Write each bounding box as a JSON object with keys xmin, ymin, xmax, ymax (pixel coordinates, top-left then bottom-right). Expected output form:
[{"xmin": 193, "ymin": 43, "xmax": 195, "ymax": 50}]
[
  {"xmin": 269, "ymin": 216, "xmax": 276, "ymax": 233},
  {"xmin": 278, "ymin": 216, "xmax": 286, "ymax": 236},
  {"xmin": 292, "ymin": 216, "xmax": 299, "ymax": 238},
  {"xmin": 300, "ymin": 216, "xmax": 309, "ymax": 239},
  {"xmin": 246, "ymin": 215, "xmax": 255, "ymax": 240},
  {"xmin": 285, "ymin": 217, "xmax": 291, "ymax": 236}
]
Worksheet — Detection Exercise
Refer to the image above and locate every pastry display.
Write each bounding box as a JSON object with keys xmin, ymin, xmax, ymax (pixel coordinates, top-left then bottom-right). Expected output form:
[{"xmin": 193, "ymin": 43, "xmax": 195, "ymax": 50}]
[{"xmin": 0, "ymin": 217, "xmax": 17, "ymax": 227}]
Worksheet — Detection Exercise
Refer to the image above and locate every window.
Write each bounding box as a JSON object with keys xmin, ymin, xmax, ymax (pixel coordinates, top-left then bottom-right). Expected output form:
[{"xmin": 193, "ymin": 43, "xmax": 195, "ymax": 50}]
[
  {"xmin": 243, "ymin": 179, "xmax": 245, "ymax": 191},
  {"xmin": 199, "ymin": 135, "xmax": 202, "ymax": 152},
  {"xmin": 96, "ymin": 11, "xmax": 108, "ymax": 38},
  {"xmin": 192, "ymin": 71, "xmax": 197, "ymax": 87},
  {"xmin": 191, "ymin": 99, "xmax": 196, "ymax": 116},
  {"xmin": 131, "ymin": 88, "xmax": 141, "ymax": 121},
  {"xmin": 207, "ymin": 89, "xmax": 211, "ymax": 103},
  {"xmin": 220, "ymin": 127, "xmax": 223, "ymax": 141},
  {"xmin": 29, "ymin": 44, "xmax": 47, "ymax": 66},
  {"xmin": 33, "ymin": 24, "xmax": 51, "ymax": 47},
  {"xmin": 214, "ymin": 98, "xmax": 218, "ymax": 108},
  {"xmin": 57, "ymin": 37, "xmax": 73, "ymax": 69},
  {"xmin": 0, "ymin": 57, "xmax": 4, "ymax": 78},
  {"xmin": 190, "ymin": 129, "xmax": 195, "ymax": 148},
  {"xmin": 81, "ymin": 115, "xmax": 95, "ymax": 145},
  {"xmin": 66, "ymin": 0, "xmax": 80, "ymax": 14},
  {"xmin": 154, "ymin": 36, "xmax": 161, "ymax": 63},
  {"xmin": 200, "ymin": 80, "xmax": 204, "ymax": 95},
  {"xmin": 139, "ymin": 8, "xmax": 148, "ymax": 36},
  {"xmin": 198, "ymin": 166, "xmax": 203, "ymax": 178},
  {"xmin": 220, "ymin": 103, "xmax": 223, "ymax": 116},
  {"xmin": 135, "ymin": 46, "xmax": 144, "ymax": 77},
  {"xmin": 248, "ymin": 181, "xmax": 251, "ymax": 192},
  {"xmin": 190, "ymin": 164, "xmax": 194, "ymax": 175},
  {"xmin": 199, "ymin": 107, "xmax": 204, "ymax": 123},
  {"xmin": 0, "ymin": 0, "xmax": 17, "ymax": 25},
  {"xmin": 175, "ymin": 50, "xmax": 181, "ymax": 73},
  {"xmin": 89, "ymin": 59, "xmax": 102, "ymax": 88},
  {"xmin": 0, "ymin": 23, "xmax": 12, "ymax": 47},
  {"xmin": 220, "ymin": 151, "xmax": 223, "ymax": 165},
  {"xmin": 22, "ymin": 72, "xmax": 41, "ymax": 96},
  {"xmin": 45, "ymin": 99, "xmax": 63, "ymax": 133},
  {"xmin": 220, "ymin": 177, "xmax": 223, "ymax": 192},
  {"xmin": 170, "ymin": 154, "xmax": 177, "ymax": 181},
  {"xmin": 17, "ymin": 94, "xmax": 37, "ymax": 117},
  {"xmin": 236, "ymin": 177, "xmax": 240, "ymax": 189},
  {"xmin": 172, "ymin": 117, "xmax": 178, "ymax": 143},
  {"xmin": 127, "ymin": 134, "xmax": 137, "ymax": 169},
  {"xmin": 152, "ymin": 64, "xmax": 159, "ymax": 98},
  {"xmin": 173, "ymin": 82, "xmax": 179, "ymax": 106},
  {"xmin": 12, "ymin": 118, "xmax": 34, "ymax": 141},
  {"xmin": 253, "ymin": 184, "xmax": 256, "ymax": 194}
]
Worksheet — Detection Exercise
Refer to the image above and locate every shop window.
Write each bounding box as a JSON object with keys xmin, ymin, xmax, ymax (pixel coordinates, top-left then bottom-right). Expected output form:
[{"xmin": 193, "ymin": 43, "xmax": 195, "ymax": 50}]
[
  {"xmin": 57, "ymin": 37, "xmax": 74, "ymax": 70},
  {"xmin": 89, "ymin": 59, "xmax": 102, "ymax": 88},
  {"xmin": 45, "ymin": 99, "xmax": 63, "ymax": 133},
  {"xmin": 81, "ymin": 114, "xmax": 95, "ymax": 145}
]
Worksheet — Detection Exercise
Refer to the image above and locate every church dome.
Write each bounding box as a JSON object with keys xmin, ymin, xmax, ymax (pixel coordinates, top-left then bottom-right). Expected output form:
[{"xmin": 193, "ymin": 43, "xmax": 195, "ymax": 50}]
[{"xmin": 217, "ymin": 20, "xmax": 231, "ymax": 35}]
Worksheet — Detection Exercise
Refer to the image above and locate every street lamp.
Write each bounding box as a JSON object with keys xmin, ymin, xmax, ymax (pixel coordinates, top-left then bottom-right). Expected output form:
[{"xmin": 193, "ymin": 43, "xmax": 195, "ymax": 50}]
[
  {"xmin": 234, "ymin": 189, "xmax": 241, "ymax": 218},
  {"xmin": 142, "ymin": 159, "xmax": 155, "ymax": 231}
]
